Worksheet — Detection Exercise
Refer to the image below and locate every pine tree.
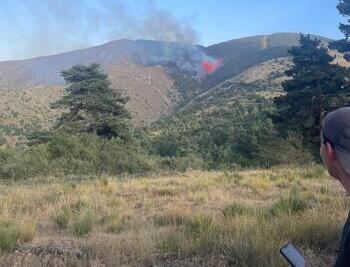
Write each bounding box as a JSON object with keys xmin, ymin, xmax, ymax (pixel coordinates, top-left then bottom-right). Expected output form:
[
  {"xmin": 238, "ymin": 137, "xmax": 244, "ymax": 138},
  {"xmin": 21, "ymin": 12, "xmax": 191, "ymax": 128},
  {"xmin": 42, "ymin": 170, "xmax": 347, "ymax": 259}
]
[
  {"xmin": 273, "ymin": 34, "xmax": 350, "ymax": 157},
  {"xmin": 51, "ymin": 64, "xmax": 131, "ymax": 139},
  {"xmin": 338, "ymin": 0, "xmax": 350, "ymax": 38},
  {"xmin": 329, "ymin": 0, "xmax": 350, "ymax": 60}
]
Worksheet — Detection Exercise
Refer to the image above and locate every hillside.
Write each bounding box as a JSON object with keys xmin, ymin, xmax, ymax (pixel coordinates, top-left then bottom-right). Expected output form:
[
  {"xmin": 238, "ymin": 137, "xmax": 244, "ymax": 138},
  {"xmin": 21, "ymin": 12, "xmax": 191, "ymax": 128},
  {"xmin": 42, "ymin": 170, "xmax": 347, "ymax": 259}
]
[
  {"xmin": 181, "ymin": 57, "xmax": 292, "ymax": 113},
  {"xmin": 147, "ymin": 53, "xmax": 323, "ymax": 168},
  {"xmin": 0, "ymin": 64, "xmax": 176, "ymax": 146},
  {"xmin": 0, "ymin": 33, "xmax": 334, "ymax": 143},
  {"xmin": 201, "ymin": 33, "xmax": 330, "ymax": 89},
  {"xmin": 0, "ymin": 87, "xmax": 64, "ymax": 145}
]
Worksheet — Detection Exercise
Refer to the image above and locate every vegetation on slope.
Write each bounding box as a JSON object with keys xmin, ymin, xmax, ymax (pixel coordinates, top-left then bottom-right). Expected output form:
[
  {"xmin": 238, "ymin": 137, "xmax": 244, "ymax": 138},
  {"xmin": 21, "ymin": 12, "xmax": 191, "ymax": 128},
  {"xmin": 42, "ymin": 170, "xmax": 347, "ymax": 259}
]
[{"xmin": 148, "ymin": 55, "xmax": 311, "ymax": 169}]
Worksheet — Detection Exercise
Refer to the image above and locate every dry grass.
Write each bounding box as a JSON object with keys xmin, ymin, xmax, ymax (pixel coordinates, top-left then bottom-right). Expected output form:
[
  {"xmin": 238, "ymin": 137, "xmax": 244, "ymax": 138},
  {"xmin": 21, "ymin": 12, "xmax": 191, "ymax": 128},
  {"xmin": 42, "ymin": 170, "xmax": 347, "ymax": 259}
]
[
  {"xmin": 234, "ymin": 57, "xmax": 291, "ymax": 84},
  {"xmin": 0, "ymin": 165, "xmax": 348, "ymax": 266}
]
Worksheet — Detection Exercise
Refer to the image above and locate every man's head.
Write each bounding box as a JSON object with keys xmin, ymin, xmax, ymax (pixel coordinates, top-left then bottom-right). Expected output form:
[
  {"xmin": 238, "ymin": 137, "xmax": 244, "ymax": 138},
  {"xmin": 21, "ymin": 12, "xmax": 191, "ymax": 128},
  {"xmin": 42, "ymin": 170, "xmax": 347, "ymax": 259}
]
[{"xmin": 321, "ymin": 107, "xmax": 350, "ymax": 193}]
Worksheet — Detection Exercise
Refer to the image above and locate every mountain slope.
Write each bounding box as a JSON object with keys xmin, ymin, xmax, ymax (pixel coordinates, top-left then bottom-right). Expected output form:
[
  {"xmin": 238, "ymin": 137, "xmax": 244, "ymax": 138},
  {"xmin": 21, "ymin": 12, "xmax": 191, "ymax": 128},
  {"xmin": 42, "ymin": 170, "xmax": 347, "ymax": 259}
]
[
  {"xmin": 179, "ymin": 57, "xmax": 291, "ymax": 117},
  {"xmin": 0, "ymin": 39, "xmax": 218, "ymax": 135},
  {"xmin": 0, "ymin": 33, "xmax": 334, "ymax": 144},
  {"xmin": 201, "ymin": 33, "xmax": 330, "ymax": 89},
  {"xmin": 0, "ymin": 39, "xmax": 208, "ymax": 89}
]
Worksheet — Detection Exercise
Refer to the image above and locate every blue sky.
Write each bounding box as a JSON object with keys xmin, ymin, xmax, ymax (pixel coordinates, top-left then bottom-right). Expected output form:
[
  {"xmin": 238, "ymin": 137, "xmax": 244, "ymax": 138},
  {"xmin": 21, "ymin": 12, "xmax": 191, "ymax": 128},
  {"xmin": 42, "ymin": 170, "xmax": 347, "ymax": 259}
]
[
  {"xmin": 155, "ymin": 0, "xmax": 344, "ymax": 45},
  {"xmin": 0, "ymin": 0, "xmax": 345, "ymax": 61}
]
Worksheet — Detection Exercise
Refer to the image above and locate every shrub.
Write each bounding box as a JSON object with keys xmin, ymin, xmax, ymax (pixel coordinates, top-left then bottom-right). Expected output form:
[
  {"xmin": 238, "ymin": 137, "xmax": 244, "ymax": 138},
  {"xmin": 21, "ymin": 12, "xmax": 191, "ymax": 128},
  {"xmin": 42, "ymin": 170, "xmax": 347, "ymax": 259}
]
[
  {"xmin": 0, "ymin": 133, "xmax": 159, "ymax": 179},
  {"xmin": 0, "ymin": 145, "xmax": 49, "ymax": 179},
  {"xmin": 156, "ymin": 155, "xmax": 203, "ymax": 172}
]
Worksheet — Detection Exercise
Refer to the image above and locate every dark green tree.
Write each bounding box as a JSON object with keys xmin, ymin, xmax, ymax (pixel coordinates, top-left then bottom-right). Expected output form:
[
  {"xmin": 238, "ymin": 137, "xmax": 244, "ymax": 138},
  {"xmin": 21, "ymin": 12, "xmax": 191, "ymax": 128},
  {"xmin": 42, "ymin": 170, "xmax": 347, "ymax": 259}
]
[
  {"xmin": 273, "ymin": 34, "xmax": 350, "ymax": 157},
  {"xmin": 337, "ymin": 0, "xmax": 350, "ymax": 38},
  {"xmin": 329, "ymin": 0, "xmax": 350, "ymax": 60},
  {"xmin": 52, "ymin": 64, "xmax": 131, "ymax": 139}
]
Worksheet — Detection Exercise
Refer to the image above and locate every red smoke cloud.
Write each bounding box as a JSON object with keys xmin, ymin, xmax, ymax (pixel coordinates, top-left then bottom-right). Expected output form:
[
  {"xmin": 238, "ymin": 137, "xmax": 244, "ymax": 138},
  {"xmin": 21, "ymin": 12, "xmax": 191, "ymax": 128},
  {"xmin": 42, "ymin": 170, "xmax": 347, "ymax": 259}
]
[{"xmin": 202, "ymin": 59, "xmax": 223, "ymax": 74}]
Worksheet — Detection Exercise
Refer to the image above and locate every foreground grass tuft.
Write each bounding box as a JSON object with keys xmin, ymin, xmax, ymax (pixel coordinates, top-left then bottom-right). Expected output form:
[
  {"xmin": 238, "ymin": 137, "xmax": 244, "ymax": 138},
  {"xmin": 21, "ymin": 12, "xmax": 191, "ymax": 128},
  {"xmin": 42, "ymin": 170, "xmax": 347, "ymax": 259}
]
[
  {"xmin": 52, "ymin": 206, "xmax": 71, "ymax": 230},
  {"xmin": 102, "ymin": 214, "xmax": 123, "ymax": 234},
  {"xmin": 0, "ymin": 219, "xmax": 21, "ymax": 251},
  {"xmin": 72, "ymin": 211, "xmax": 95, "ymax": 237},
  {"xmin": 0, "ymin": 218, "xmax": 35, "ymax": 251},
  {"xmin": 223, "ymin": 202, "xmax": 253, "ymax": 217},
  {"xmin": 270, "ymin": 189, "xmax": 309, "ymax": 215}
]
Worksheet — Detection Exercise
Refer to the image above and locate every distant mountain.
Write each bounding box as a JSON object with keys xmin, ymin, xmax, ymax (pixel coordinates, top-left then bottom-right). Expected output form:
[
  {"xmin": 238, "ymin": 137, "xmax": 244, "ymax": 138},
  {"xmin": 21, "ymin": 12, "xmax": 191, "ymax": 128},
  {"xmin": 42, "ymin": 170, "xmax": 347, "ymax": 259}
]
[
  {"xmin": 0, "ymin": 32, "xmax": 334, "ymax": 144},
  {"xmin": 0, "ymin": 39, "xmax": 209, "ymax": 88}
]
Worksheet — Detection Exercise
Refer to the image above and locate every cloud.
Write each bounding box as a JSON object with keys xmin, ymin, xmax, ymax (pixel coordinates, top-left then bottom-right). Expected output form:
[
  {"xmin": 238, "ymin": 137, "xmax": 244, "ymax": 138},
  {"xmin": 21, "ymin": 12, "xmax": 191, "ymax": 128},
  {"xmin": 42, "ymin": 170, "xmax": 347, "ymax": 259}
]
[{"xmin": 0, "ymin": 0, "xmax": 199, "ymax": 60}]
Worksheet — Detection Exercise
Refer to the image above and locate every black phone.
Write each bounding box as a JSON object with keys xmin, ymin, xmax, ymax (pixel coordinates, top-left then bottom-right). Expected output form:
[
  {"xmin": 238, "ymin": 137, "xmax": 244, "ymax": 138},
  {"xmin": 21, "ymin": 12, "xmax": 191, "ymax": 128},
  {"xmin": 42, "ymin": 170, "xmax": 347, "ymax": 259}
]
[{"xmin": 280, "ymin": 243, "xmax": 305, "ymax": 267}]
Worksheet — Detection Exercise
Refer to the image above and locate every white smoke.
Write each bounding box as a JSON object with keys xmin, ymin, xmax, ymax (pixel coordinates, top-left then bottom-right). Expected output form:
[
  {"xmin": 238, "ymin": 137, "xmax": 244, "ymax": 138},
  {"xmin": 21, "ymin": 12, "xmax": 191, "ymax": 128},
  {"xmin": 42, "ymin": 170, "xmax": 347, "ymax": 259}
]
[{"xmin": 0, "ymin": 0, "xmax": 199, "ymax": 61}]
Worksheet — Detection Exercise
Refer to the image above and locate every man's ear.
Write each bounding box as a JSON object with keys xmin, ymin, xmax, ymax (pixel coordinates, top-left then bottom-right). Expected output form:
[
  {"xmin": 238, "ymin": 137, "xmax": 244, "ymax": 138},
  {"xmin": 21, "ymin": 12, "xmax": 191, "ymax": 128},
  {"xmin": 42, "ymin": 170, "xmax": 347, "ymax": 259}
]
[{"xmin": 326, "ymin": 142, "xmax": 337, "ymax": 161}]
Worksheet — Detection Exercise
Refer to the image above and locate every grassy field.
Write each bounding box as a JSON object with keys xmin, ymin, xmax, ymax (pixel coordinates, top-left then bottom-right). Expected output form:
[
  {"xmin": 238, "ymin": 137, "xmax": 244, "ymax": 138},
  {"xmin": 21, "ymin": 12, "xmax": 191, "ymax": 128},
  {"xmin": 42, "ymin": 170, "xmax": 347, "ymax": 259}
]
[{"xmin": 0, "ymin": 165, "xmax": 348, "ymax": 266}]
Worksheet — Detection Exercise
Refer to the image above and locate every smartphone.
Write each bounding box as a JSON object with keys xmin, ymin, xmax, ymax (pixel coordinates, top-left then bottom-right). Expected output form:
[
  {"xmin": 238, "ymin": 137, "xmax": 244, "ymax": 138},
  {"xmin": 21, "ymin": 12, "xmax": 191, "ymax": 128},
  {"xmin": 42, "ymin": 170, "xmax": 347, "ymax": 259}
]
[{"xmin": 280, "ymin": 243, "xmax": 305, "ymax": 267}]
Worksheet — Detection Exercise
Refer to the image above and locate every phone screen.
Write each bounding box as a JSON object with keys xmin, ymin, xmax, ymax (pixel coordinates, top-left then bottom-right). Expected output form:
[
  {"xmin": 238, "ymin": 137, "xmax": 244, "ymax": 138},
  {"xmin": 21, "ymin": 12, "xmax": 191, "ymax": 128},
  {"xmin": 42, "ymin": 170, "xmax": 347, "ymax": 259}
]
[{"xmin": 280, "ymin": 243, "xmax": 305, "ymax": 267}]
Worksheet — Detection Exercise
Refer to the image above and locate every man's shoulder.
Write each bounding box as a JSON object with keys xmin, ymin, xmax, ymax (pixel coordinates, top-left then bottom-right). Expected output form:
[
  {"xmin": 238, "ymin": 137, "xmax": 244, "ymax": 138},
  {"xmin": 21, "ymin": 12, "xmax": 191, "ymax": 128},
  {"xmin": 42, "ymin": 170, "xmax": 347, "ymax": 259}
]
[{"xmin": 335, "ymin": 211, "xmax": 350, "ymax": 267}]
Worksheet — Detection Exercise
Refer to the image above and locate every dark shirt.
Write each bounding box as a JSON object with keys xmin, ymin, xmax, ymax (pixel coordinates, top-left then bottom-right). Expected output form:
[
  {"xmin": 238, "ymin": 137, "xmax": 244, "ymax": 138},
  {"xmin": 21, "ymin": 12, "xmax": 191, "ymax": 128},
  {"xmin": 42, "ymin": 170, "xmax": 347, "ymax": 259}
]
[{"xmin": 335, "ymin": 211, "xmax": 350, "ymax": 267}]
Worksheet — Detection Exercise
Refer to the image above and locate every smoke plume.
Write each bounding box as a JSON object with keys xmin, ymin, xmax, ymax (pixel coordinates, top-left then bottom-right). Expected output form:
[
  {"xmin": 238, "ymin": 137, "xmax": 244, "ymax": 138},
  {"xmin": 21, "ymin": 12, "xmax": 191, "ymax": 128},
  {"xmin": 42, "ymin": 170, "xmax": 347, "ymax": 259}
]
[{"xmin": 0, "ymin": 0, "xmax": 199, "ymax": 61}]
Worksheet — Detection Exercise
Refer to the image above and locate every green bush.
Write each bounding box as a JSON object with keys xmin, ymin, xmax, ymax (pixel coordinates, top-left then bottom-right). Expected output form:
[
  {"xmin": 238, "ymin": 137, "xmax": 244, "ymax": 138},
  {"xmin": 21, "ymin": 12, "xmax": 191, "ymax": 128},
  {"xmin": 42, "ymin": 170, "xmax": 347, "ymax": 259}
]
[
  {"xmin": 156, "ymin": 156, "xmax": 202, "ymax": 172},
  {"xmin": 147, "ymin": 101, "xmax": 313, "ymax": 170},
  {"xmin": 0, "ymin": 133, "xmax": 159, "ymax": 179},
  {"xmin": 0, "ymin": 145, "xmax": 49, "ymax": 179}
]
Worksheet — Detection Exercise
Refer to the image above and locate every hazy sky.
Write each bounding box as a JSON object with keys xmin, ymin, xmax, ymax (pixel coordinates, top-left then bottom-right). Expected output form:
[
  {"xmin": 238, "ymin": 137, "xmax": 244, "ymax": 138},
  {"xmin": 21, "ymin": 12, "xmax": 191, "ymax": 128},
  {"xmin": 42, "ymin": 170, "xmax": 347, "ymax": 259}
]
[{"xmin": 0, "ymin": 0, "xmax": 345, "ymax": 61}]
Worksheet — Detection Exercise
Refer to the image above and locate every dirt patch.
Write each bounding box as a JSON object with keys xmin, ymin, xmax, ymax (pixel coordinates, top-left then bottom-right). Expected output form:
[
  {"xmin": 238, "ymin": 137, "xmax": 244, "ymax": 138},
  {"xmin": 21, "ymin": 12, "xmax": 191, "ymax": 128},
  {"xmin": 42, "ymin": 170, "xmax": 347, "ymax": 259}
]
[{"xmin": 8, "ymin": 240, "xmax": 89, "ymax": 267}]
